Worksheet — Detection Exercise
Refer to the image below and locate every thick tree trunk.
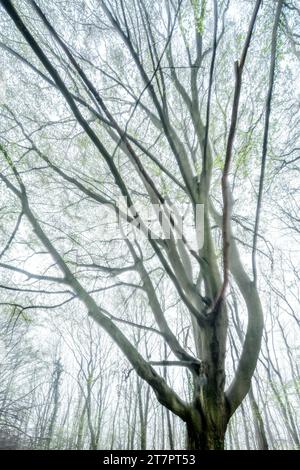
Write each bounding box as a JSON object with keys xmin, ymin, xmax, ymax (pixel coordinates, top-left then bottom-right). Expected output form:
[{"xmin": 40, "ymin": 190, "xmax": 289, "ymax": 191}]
[
  {"xmin": 186, "ymin": 418, "xmax": 226, "ymax": 450},
  {"xmin": 186, "ymin": 406, "xmax": 228, "ymax": 450},
  {"xmin": 184, "ymin": 302, "xmax": 229, "ymax": 450}
]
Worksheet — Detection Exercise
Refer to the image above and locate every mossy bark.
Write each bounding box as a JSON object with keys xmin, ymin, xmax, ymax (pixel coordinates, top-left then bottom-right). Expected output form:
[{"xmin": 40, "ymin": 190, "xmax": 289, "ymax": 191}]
[
  {"xmin": 186, "ymin": 307, "xmax": 229, "ymax": 450},
  {"xmin": 186, "ymin": 405, "xmax": 227, "ymax": 450}
]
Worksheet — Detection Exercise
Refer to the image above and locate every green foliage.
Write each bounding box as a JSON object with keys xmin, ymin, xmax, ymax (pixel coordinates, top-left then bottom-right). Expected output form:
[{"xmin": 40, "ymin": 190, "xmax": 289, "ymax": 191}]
[
  {"xmin": 191, "ymin": 0, "xmax": 207, "ymax": 35},
  {"xmin": 213, "ymin": 153, "xmax": 224, "ymax": 170},
  {"xmin": 236, "ymin": 140, "xmax": 253, "ymax": 177},
  {"xmin": 148, "ymin": 160, "xmax": 162, "ymax": 177},
  {"xmin": 77, "ymin": 134, "xmax": 90, "ymax": 163},
  {"xmin": 236, "ymin": 32, "xmax": 244, "ymax": 51},
  {"xmin": 0, "ymin": 142, "xmax": 13, "ymax": 167}
]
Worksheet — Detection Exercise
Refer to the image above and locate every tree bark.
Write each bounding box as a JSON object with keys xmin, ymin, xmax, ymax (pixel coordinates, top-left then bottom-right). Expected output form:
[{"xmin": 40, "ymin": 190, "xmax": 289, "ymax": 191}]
[{"xmin": 186, "ymin": 407, "xmax": 227, "ymax": 450}]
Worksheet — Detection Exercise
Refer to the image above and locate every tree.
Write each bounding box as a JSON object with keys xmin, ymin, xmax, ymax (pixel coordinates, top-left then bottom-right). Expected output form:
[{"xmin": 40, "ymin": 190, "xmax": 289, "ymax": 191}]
[{"xmin": 0, "ymin": 0, "xmax": 294, "ymax": 450}]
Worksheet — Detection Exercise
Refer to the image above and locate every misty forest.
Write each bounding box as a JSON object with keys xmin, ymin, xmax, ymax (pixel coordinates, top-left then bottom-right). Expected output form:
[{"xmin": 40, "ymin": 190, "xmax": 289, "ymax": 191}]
[{"xmin": 0, "ymin": 0, "xmax": 299, "ymax": 451}]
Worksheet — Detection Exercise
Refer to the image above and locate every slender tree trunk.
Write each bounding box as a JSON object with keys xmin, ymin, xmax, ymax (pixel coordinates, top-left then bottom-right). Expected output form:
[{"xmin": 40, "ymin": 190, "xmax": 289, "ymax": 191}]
[
  {"xmin": 76, "ymin": 401, "xmax": 87, "ymax": 450},
  {"xmin": 248, "ymin": 387, "xmax": 268, "ymax": 450},
  {"xmin": 166, "ymin": 409, "xmax": 174, "ymax": 450},
  {"xmin": 46, "ymin": 359, "xmax": 63, "ymax": 449},
  {"xmin": 240, "ymin": 403, "xmax": 251, "ymax": 450}
]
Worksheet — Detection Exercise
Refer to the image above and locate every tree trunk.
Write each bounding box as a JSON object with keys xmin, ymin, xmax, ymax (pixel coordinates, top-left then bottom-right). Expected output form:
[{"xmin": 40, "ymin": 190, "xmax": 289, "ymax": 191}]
[
  {"xmin": 185, "ymin": 405, "xmax": 227, "ymax": 450},
  {"xmin": 186, "ymin": 419, "xmax": 226, "ymax": 450},
  {"xmin": 248, "ymin": 387, "xmax": 268, "ymax": 450},
  {"xmin": 184, "ymin": 300, "xmax": 228, "ymax": 450}
]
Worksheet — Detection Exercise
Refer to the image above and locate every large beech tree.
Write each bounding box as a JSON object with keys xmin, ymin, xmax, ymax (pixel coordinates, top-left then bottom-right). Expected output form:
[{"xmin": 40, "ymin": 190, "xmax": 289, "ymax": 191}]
[{"xmin": 0, "ymin": 0, "xmax": 292, "ymax": 449}]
